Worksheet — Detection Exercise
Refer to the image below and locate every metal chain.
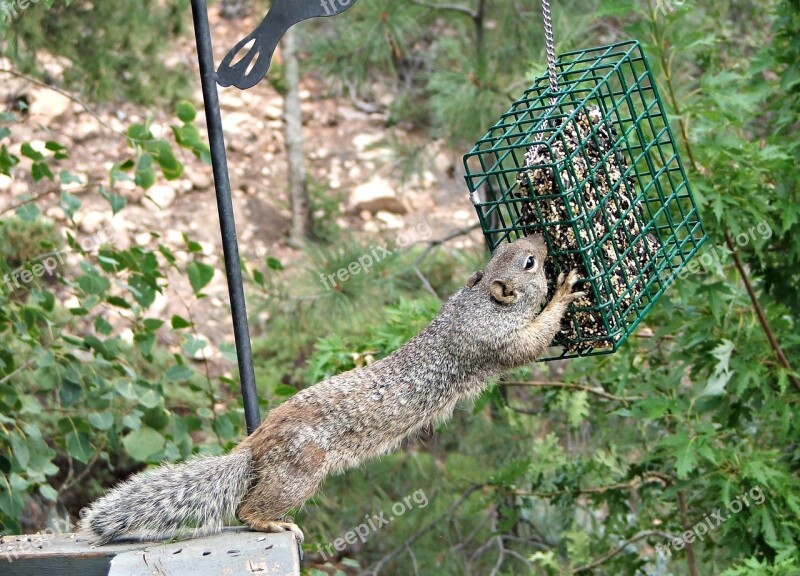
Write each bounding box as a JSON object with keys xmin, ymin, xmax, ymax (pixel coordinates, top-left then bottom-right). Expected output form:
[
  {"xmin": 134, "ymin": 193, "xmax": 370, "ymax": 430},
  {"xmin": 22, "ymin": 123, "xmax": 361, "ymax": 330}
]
[{"xmin": 541, "ymin": 0, "xmax": 558, "ymax": 102}]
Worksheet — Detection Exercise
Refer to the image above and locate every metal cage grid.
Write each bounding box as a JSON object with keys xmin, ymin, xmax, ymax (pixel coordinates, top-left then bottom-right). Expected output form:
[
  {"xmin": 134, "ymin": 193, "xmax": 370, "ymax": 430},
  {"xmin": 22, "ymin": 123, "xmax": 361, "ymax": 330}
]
[{"xmin": 463, "ymin": 40, "xmax": 707, "ymax": 359}]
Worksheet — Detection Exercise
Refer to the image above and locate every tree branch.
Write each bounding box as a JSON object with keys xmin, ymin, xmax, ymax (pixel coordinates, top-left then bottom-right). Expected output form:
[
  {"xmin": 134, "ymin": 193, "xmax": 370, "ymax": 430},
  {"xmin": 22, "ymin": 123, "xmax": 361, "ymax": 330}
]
[
  {"xmin": 512, "ymin": 473, "xmax": 669, "ymax": 499},
  {"xmin": 678, "ymin": 490, "xmax": 700, "ymax": 576},
  {"xmin": 725, "ymin": 232, "xmax": 800, "ymax": 392},
  {"xmin": 0, "ymin": 68, "xmax": 123, "ymax": 137},
  {"xmin": 500, "ymin": 380, "xmax": 642, "ymax": 403},
  {"xmin": 571, "ymin": 530, "xmax": 676, "ymax": 573}
]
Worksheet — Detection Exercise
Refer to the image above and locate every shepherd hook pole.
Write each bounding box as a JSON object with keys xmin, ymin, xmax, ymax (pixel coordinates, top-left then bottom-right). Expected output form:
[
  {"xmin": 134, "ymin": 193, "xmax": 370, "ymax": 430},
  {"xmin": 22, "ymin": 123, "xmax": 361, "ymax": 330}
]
[{"xmin": 190, "ymin": 0, "xmax": 261, "ymax": 434}]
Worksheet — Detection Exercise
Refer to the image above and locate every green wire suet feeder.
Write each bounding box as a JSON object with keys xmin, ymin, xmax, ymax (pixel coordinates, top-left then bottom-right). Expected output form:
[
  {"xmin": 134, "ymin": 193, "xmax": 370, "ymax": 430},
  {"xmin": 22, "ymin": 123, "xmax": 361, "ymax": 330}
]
[{"xmin": 463, "ymin": 13, "xmax": 707, "ymax": 360}]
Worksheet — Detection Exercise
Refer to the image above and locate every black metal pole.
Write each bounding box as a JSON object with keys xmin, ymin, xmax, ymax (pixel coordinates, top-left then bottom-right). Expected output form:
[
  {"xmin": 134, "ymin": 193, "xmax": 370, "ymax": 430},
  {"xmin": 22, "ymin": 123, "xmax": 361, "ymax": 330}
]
[{"xmin": 190, "ymin": 0, "xmax": 260, "ymax": 434}]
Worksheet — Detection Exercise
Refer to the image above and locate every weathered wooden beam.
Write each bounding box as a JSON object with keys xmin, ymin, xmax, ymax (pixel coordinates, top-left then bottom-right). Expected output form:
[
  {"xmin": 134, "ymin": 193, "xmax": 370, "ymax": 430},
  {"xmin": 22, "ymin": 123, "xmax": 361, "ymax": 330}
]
[{"xmin": 1, "ymin": 528, "xmax": 300, "ymax": 576}]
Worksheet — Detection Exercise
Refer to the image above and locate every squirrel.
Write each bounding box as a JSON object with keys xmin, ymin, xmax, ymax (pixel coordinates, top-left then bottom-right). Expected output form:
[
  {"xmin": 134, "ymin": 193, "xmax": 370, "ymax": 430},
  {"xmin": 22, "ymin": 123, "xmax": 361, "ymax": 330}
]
[{"xmin": 81, "ymin": 234, "xmax": 584, "ymax": 545}]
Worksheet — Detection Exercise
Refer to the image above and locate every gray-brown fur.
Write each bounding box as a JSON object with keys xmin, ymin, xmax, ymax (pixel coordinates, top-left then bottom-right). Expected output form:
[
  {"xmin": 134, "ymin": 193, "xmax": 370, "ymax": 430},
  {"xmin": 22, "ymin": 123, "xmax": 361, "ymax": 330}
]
[{"xmin": 81, "ymin": 235, "xmax": 583, "ymax": 544}]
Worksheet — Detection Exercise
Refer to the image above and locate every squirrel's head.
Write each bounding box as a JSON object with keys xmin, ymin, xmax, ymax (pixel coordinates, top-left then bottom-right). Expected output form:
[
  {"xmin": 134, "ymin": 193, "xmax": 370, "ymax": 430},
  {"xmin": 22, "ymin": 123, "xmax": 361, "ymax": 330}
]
[{"xmin": 465, "ymin": 234, "xmax": 549, "ymax": 309}]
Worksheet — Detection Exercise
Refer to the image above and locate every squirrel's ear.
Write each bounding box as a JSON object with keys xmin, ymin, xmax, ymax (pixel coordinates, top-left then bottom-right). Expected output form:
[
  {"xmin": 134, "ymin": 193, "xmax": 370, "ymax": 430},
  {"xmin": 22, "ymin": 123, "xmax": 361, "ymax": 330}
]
[
  {"xmin": 466, "ymin": 270, "xmax": 483, "ymax": 288},
  {"xmin": 490, "ymin": 279, "xmax": 517, "ymax": 304}
]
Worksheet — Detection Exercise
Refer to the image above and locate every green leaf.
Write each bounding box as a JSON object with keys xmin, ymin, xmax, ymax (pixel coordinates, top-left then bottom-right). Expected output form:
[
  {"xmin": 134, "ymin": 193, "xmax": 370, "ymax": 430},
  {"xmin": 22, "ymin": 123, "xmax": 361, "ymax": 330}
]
[
  {"xmin": 59, "ymin": 378, "xmax": 83, "ymax": 407},
  {"xmin": 21, "ymin": 142, "xmax": 44, "ymax": 161},
  {"xmin": 32, "ymin": 162, "xmax": 54, "ymax": 182},
  {"xmin": 253, "ymin": 269, "xmax": 265, "ymax": 288},
  {"xmin": 59, "ymin": 189, "xmax": 82, "ymax": 219},
  {"xmin": 135, "ymin": 164, "xmax": 157, "ymax": 190},
  {"xmin": 94, "ymin": 316, "xmax": 113, "ymax": 335},
  {"xmin": 0, "ymin": 144, "xmax": 20, "ymax": 175},
  {"xmin": 77, "ymin": 273, "xmax": 110, "ymax": 296},
  {"xmin": 15, "ymin": 202, "xmax": 40, "ymax": 222},
  {"xmin": 39, "ymin": 484, "xmax": 58, "ymax": 502},
  {"xmin": 183, "ymin": 336, "xmax": 208, "ymax": 358},
  {"xmin": 123, "ymin": 427, "xmax": 165, "ymax": 462},
  {"xmin": 176, "ymin": 100, "xmax": 197, "ymax": 122},
  {"xmin": 219, "ymin": 342, "xmax": 237, "ymax": 363},
  {"xmin": 267, "ymin": 257, "xmax": 284, "ymax": 271},
  {"xmin": 214, "ymin": 414, "xmax": 236, "ymax": 440},
  {"xmin": 127, "ymin": 123, "xmax": 152, "ymax": 143},
  {"xmin": 148, "ymin": 140, "xmax": 183, "ymax": 180},
  {"xmin": 143, "ymin": 318, "xmax": 165, "ymax": 331},
  {"xmin": 187, "ymin": 261, "xmax": 215, "ymax": 295},
  {"xmin": 46, "ymin": 141, "xmax": 69, "ymax": 159},
  {"xmin": 115, "ymin": 380, "xmax": 140, "ymax": 400},
  {"xmin": 100, "ymin": 187, "xmax": 127, "ymax": 215},
  {"xmin": 88, "ymin": 411, "xmax": 114, "ymax": 431},
  {"xmin": 171, "ymin": 315, "xmax": 192, "ymax": 329},
  {"xmin": 138, "ymin": 389, "xmax": 163, "ymax": 409},
  {"xmin": 698, "ymin": 339, "xmax": 735, "ymax": 398},
  {"xmin": 166, "ymin": 365, "xmax": 193, "ymax": 382},
  {"xmin": 10, "ymin": 434, "xmax": 30, "ymax": 469},
  {"xmin": 566, "ymin": 390, "xmax": 589, "ymax": 429},
  {"xmin": 66, "ymin": 431, "xmax": 92, "ymax": 463},
  {"xmin": 59, "ymin": 170, "xmax": 82, "ymax": 185}
]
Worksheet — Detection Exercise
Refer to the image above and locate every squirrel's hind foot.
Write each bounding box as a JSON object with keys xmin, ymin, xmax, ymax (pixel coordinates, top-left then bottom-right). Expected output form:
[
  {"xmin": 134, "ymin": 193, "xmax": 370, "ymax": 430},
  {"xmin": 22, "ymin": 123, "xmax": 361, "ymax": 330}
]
[{"xmin": 247, "ymin": 518, "xmax": 305, "ymax": 546}]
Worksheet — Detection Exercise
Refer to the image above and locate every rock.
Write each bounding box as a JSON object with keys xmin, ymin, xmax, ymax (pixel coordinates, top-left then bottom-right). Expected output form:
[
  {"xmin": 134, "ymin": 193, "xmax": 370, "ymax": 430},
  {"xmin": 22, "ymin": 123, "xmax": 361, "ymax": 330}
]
[
  {"xmin": 75, "ymin": 211, "xmax": 107, "ymax": 235},
  {"xmin": 337, "ymin": 106, "xmax": 370, "ymax": 122},
  {"xmin": 147, "ymin": 184, "xmax": 176, "ymax": 208},
  {"xmin": 45, "ymin": 206, "xmax": 66, "ymax": 222},
  {"xmin": 72, "ymin": 120, "xmax": 101, "ymax": 143},
  {"xmin": 349, "ymin": 177, "xmax": 407, "ymax": 215},
  {"xmin": 188, "ymin": 169, "xmax": 213, "ymax": 190},
  {"xmin": 221, "ymin": 112, "xmax": 260, "ymax": 137},
  {"xmin": 434, "ymin": 148, "xmax": 454, "ymax": 175},
  {"xmin": 352, "ymin": 133, "xmax": 389, "ymax": 162},
  {"xmin": 135, "ymin": 232, "xmax": 152, "ymax": 246},
  {"xmin": 148, "ymin": 291, "xmax": 169, "ymax": 317},
  {"xmin": 376, "ymin": 211, "xmax": 405, "ymax": 229},
  {"xmin": 28, "ymin": 87, "xmax": 72, "ymax": 124},
  {"xmin": 264, "ymin": 103, "xmax": 283, "ymax": 121},
  {"xmin": 219, "ymin": 90, "xmax": 246, "ymax": 111}
]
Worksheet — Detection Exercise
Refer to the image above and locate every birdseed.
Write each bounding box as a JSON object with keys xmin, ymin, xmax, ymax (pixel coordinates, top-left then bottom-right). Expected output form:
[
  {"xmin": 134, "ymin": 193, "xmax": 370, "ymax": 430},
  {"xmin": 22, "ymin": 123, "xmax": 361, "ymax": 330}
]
[{"xmin": 514, "ymin": 106, "xmax": 662, "ymax": 351}]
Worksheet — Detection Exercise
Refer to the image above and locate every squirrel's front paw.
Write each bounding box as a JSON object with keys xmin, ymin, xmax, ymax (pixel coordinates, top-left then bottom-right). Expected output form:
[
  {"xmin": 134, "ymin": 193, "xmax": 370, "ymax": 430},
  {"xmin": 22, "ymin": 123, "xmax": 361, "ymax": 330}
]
[{"xmin": 554, "ymin": 269, "xmax": 586, "ymax": 304}]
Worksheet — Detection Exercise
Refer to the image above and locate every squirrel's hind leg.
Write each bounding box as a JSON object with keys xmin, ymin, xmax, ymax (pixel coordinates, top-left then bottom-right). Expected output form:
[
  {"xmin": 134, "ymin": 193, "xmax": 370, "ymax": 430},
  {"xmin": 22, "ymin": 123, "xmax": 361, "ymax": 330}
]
[{"xmin": 236, "ymin": 442, "xmax": 326, "ymax": 549}]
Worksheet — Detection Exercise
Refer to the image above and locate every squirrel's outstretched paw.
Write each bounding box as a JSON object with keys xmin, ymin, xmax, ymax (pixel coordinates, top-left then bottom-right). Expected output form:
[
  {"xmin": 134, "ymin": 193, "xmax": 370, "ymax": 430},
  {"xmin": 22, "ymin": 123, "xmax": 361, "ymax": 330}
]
[{"xmin": 555, "ymin": 269, "xmax": 585, "ymax": 303}]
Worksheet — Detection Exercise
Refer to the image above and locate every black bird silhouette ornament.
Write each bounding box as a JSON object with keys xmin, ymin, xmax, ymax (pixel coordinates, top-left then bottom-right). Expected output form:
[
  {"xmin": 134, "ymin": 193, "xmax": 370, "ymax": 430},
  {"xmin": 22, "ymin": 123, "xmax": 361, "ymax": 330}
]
[{"xmin": 217, "ymin": 0, "xmax": 359, "ymax": 90}]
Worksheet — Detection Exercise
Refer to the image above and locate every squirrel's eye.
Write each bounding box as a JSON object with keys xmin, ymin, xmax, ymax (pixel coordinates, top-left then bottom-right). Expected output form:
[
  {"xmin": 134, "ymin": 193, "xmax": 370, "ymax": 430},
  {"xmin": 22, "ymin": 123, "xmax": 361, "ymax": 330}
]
[{"xmin": 524, "ymin": 255, "xmax": 536, "ymax": 270}]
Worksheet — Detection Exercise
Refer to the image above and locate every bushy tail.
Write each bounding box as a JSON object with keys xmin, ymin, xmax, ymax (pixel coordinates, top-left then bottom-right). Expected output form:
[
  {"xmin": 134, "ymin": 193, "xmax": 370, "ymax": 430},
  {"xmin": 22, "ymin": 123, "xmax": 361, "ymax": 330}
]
[{"xmin": 80, "ymin": 448, "xmax": 252, "ymax": 544}]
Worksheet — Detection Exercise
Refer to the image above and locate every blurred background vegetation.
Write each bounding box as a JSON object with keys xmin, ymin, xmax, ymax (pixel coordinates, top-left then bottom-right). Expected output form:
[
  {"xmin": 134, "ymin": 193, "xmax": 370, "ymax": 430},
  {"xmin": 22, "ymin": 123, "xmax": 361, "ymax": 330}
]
[{"xmin": 1, "ymin": 0, "xmax": 799, "ymax": 574}]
